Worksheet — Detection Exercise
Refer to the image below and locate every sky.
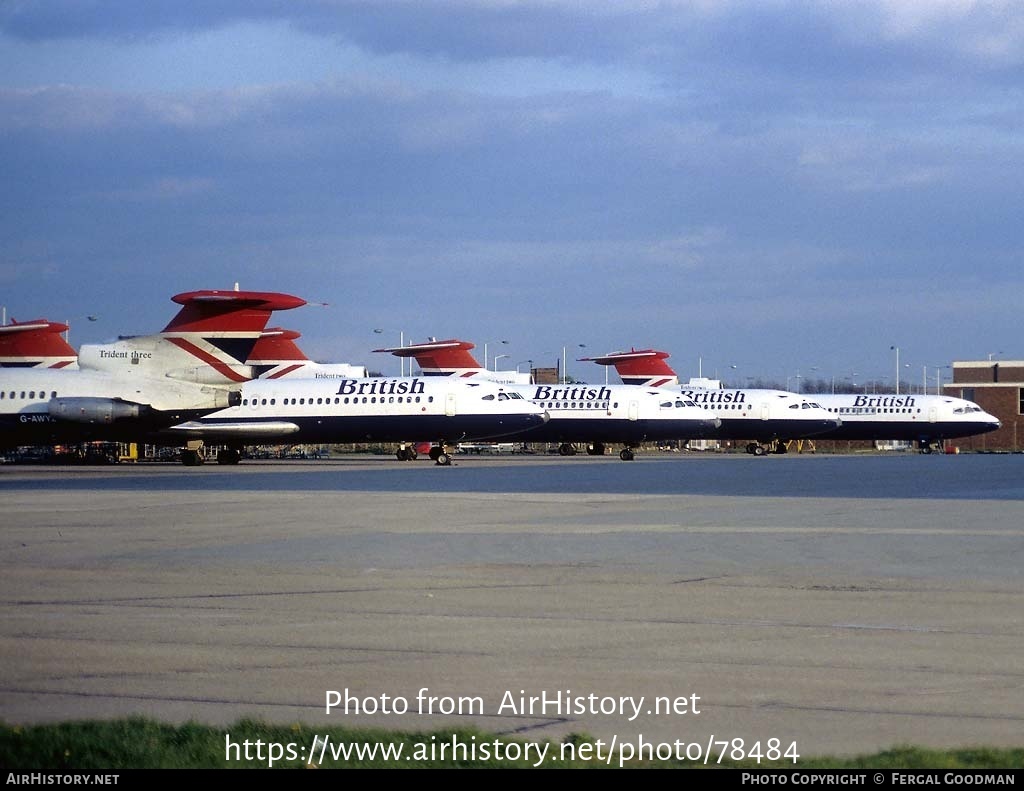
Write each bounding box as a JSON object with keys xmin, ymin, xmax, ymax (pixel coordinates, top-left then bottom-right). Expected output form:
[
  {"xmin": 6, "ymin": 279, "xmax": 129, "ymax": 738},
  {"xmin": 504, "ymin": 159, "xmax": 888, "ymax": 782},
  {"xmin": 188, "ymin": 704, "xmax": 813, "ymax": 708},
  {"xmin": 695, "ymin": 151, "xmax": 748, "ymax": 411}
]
[{"xmin": 1, "ymin": 0, "xmax": 1021, "ymax": 388}]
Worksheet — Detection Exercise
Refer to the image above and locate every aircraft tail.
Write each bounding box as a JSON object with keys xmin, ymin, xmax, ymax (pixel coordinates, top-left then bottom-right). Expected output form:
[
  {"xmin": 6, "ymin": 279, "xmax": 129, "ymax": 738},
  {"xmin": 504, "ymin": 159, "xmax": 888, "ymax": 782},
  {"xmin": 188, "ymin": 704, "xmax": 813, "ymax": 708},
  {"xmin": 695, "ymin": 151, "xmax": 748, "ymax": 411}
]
[
  {"xmin": 374, "ymin": 338, "xmax": 486, "ymax": 377},
  {"xmin": 0, "ymin": 319, "xmax": 78, "ymax": 369},
  {"xmin": 77, "ymin": 289, "xmax": 306, "ymax": 385},
  {"xmin": 248, "ymin": 327, "xmax": 366, "ymax": 379},
  {"xmin": 580, "ymin": 349, "xmax": 679, "ymax": 387}
]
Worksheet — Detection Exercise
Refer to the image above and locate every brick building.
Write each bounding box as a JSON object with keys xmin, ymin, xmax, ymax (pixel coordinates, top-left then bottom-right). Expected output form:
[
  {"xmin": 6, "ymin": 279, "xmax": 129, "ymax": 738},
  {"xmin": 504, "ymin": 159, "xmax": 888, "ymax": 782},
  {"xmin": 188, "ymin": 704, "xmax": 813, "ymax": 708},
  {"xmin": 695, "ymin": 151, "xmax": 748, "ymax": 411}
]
[{"xmin": 943, "ymin": 360, "xmax": 1024, "ymax": 451}]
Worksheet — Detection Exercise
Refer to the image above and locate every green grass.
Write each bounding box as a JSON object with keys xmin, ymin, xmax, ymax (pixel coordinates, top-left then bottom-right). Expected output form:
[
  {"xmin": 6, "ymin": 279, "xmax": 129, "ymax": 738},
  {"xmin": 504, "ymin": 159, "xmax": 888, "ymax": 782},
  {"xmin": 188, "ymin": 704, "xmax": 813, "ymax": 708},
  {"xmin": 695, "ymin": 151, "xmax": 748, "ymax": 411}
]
[{"xmin": 2, "ymin": 719, "xmax": 1022, "ymax": 769}]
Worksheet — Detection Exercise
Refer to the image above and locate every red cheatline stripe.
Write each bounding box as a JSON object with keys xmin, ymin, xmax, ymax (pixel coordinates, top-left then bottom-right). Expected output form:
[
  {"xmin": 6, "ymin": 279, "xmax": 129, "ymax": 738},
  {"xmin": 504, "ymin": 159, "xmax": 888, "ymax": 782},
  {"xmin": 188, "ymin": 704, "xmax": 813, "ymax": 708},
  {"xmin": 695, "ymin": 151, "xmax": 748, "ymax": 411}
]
[
  {"xmin": 165, "ymin": 337, "xmax": 250, "ymax": 382},
  {"xmin": 50, "ymin": 361, "xmax": 74, "ymax": 369},
  {"xmin": 266, "ymin": 364, "xmax": 305, "ymax": 379},
  {"xmin": 651, "ymin": 378, "xmax": 673, "ymax": 387}
]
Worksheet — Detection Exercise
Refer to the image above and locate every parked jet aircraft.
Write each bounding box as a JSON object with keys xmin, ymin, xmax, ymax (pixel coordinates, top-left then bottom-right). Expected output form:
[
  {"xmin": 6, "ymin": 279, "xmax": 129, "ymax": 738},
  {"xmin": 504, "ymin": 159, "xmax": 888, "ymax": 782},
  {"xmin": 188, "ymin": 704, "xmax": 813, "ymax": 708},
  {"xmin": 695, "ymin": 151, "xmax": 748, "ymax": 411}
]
[
  {"xmin": 374, "ymin": 339, "xmax": 720, "ymax": 460},
  {"xmin": 580, "ymin": 348, "xmax": 839, "ymax": 454},
  {"xmin": 1, "ymin": 289, "xmax": 305, "ymax": 449},
  {"xmin": 165, "ymin": 376, "xmax": 549, "ymax": 465},
  {"xmin": 585, "ymin": 348, "xmax": 1000, "ymax": 453}
]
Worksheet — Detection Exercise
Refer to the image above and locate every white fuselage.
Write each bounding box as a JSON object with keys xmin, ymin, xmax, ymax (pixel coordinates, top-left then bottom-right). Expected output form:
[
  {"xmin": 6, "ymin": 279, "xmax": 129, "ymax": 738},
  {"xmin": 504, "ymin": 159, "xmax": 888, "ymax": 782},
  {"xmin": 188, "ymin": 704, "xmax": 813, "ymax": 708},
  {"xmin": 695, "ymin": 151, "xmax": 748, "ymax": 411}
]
[
  {"xmin": 0, "ymin": 367, "xmax": 235, "ymax": 448},
  {"xmin": 674, "ymin": 387, "xmax": 840, "ymax": 442},
  {"xmin": 808, "ymin": 393, "xmax": 1000, "ymax": 443},
  {"xmin": 497, "ymin": 383, "xmax": 720, "ymax": 443},
  {"xmin": 167, "ymin": 376, "xmax": 548, "ymax": 445}
]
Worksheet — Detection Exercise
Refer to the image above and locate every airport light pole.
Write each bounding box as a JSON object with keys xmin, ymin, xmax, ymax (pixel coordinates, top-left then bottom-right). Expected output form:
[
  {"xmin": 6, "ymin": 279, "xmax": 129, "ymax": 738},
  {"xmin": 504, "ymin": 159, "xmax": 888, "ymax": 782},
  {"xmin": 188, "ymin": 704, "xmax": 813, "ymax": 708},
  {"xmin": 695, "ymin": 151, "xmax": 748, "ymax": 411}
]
[
  {"xmin": 483, "ymin": 340, "xmax": 508, "ymax": 371},
  {"xmin": 492, "ymin": 354, "xmax": 510, "ymax": 371},
  {"xmin": 374, "ymin": 328, "xmax": 404, "ymax": 376},
  {"xmin": 562, "ymin": 343, "xmax": 586, "ymax": 384},
  {"xmin": 890, "ymin": 346, "xmax": 900, "ymax": 395}
]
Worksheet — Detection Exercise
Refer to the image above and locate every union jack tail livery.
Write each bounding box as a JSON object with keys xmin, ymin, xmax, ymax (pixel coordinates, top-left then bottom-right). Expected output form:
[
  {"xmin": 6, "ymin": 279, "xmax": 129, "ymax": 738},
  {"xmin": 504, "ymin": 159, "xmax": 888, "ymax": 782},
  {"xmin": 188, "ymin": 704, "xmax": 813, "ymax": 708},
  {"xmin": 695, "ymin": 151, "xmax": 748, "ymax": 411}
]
[
  {"xmin": 77, "ymin": 289, "xmax": 307, "ymax": 385},
  {"xmin": 578, "ymin": 349, "xmax": 680, "ymax": 387},
  {"xmin": 374, "ymin": 338, "xmax": 483, "ymax": 376},
  {"xmin": 374, "ymin": 338, "xmax": 531, "ymax": 384},
  {"xmin": 0, "ymin": 319, "xmax": 78, "ymax": 369},
  {"xmin": 248, "ymin": 327, "xmax": 366, "ymax": 380}
]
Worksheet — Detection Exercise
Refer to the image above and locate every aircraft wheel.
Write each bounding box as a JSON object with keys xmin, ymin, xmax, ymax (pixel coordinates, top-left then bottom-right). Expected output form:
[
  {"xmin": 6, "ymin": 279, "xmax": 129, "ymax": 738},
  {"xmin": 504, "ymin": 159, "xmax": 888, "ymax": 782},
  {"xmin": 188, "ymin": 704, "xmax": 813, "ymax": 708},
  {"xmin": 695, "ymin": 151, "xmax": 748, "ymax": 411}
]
[
  {"xmin": 181, "ymin": 449, "xmax": 204, "ymax": 466},
  {"xmin": 217, "ymin": 449, "xmax": 241, "ymax": 465},
  {"xmin": 408, "ymin": 449, "xmax": 418, "ymax": 460},
  {"xmin": 435, "ymin": 452, "xmax": 451, "ymax": 466},
  {"xmin": 921, "ymin": 446, "xmax": 933, "ymax": 455},
  {"xmin": 396, "ymin": 448, "xmax": 409, "ymax": 461},
  {"xmin": 558, "ymin": 443, "xmax": 577, "ymax": 456},
  {"xmin": 752, "ymin": 445, "xmax": 766, "ymax": 456},
  {"xmin": 746, "ymin": 442, "xmax": 758, "ymax": 454},
  {"xmin": 429, "ymin": 446, "xmax": 442, "ymax": 461},
  {"xmin": 619, "ymin": 448, "xmax": 635, "ymax": 461},
  {"xmin": 587, "ymin": 443, "xmax": 605, "ymax": 456}
]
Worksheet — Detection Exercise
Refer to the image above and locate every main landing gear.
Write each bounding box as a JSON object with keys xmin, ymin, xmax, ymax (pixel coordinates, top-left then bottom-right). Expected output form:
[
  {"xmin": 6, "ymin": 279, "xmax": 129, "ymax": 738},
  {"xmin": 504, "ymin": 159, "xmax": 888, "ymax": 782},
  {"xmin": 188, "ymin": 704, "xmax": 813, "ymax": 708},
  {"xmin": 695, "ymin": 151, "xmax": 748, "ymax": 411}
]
[
  {"xmin": 559, "ymin": 442, "xmax": 635, "ymax": 460},
  {"xmin": 745, "ymin": 439, "xmax": 815, "ymax": 455},
  {"xmin": 428, "ymin": 445, "xmax": 453, "ymax": 466},
  {"xmin": 745, "ymin": 440, "xmax": 787, "ymax": 456},
  {"xmin": 395, "ymin": 443, "xmax": 453, "ymax": 464}
]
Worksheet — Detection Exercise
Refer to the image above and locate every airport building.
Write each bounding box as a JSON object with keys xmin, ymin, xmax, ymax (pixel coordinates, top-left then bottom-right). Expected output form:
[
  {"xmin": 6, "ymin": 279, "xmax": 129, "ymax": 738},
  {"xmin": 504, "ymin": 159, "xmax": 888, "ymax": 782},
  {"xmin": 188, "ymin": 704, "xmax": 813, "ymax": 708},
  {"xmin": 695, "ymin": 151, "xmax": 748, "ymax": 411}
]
[{"xmin": 944, "ymin": 360, "xmax": 1024, "ymax": 451}]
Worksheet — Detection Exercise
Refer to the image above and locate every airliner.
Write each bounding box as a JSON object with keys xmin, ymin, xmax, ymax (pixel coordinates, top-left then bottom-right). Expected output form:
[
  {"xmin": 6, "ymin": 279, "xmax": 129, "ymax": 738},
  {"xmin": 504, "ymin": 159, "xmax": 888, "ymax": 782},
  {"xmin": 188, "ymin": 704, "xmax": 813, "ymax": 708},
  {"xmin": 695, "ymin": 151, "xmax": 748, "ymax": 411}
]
[
  {"xmin": 165, "ymin": 376, "xmax": 549, "ymax": 465},
  {"xmin": 1, "ymin": 289, "xmax": 306, "ymax": 449},
  {"xmin": 806, "ymin": 392, "xmax": 1000, "ymax": 451},
  {"xmin": 585, "ymin": 348, "xmax": 1001, "ymax": 453},
  {"xmin": 374, "ymin": 339, "xmax": 721, "ymax": 460},
  {"xmin": 579, "ymin": 348, "xmax": 840, "ymax": 455}
]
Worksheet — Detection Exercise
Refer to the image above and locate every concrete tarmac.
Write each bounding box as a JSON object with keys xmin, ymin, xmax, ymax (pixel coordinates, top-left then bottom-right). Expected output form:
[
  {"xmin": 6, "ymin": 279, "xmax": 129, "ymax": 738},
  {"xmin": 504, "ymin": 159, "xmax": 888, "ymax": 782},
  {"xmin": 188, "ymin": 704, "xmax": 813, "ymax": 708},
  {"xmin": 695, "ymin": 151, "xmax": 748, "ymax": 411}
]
[{"xmin": 2, "ymin": 455, "xmax": 1022, "ymax": 761}]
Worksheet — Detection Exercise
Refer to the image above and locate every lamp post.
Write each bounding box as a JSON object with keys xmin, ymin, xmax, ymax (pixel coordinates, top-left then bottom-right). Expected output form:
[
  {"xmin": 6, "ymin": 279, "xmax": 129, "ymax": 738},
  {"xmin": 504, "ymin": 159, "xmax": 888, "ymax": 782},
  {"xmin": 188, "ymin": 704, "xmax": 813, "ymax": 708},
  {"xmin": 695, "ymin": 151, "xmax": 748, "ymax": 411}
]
[
  {"xmin": 373, "ymin": 328, "xmax": 404, "ymax": 376},
  {"xmin": 562, "ymin": 344, "xmax": 586, "ymax": 384},
  {"xmin": 483, "ymin": 340, "xmax": 508, "ymax": 371},
  {"xmin": 890, "ymin": 346, "xmax": 900, "ymax": 395},
  {"xmin": 492, "ymin": 354, "xmax": 510, "ymax": 371}
]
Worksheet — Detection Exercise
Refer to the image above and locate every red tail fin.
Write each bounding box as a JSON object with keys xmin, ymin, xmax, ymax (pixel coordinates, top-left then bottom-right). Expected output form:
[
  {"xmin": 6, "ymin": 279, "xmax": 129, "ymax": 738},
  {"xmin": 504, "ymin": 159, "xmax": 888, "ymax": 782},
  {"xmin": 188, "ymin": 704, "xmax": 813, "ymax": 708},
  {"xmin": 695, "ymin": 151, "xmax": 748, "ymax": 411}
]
[
  {"xmin": 79, "ymin": 289, "xmax": 306, "ymax": 384},
  {"xmin": 162, "ymin": 290, "xmax": 307, "ymax": 333},
  {"xmin": 0, "ymin": 319, "xmax": 77, "ymax": 369},
  {"xmin": 580, "ymin": 349, "xmax": 679, "ymax": 387},
  {"xmin": 373, "ymin": 339, "xmax": 483, "ymax": 376}
]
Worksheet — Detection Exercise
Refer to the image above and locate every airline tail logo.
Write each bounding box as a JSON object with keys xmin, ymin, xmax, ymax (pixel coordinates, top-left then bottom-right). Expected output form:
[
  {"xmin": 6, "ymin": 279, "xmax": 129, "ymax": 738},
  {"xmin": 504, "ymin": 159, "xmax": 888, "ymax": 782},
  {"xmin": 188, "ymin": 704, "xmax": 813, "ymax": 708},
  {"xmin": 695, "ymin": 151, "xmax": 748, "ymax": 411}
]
[
  {"xmin": 374, "ymin": 339, "xmax": 483, "ymax": 376},
  {"xmin": 580, "ymin": 349, "xmax": 679, "ymax": 387},
  {"xmin": 0, "ymin": 319, "xmax": 78, "ymax": 369},
  {"xmin": 158, "ymin": 291, "xmax": 307, "ymax": 379},
  {"xmin": 78, "ymin": 289, "xmax": 306, "ymax": 384}
]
